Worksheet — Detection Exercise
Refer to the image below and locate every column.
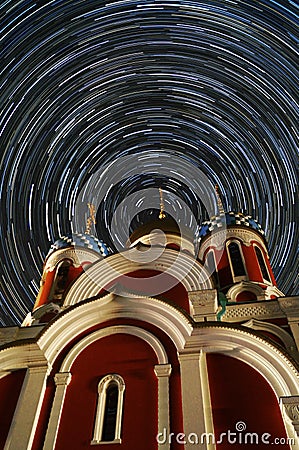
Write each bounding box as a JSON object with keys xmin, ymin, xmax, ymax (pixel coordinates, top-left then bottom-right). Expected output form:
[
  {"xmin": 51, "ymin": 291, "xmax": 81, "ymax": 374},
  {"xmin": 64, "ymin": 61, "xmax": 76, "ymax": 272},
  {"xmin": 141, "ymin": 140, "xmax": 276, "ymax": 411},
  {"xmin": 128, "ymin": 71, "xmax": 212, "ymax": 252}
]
[
  {"xmin": 178, "ymin": 351, "xmax": 215, "ymax": 450},
  {"xmin": 43, "ymin": 372, "xmax": 72, "ymax": 450},
  {"xmin": 4, "ymin": 364, "xmax": 49, "ymax": 450},
  {"xmin": 154, "ymin": 364, "xmax": 172, "ymax": 450},
  {"xmin": 280, "ymin": 396, "xmax": 299, "ymax": 450}
]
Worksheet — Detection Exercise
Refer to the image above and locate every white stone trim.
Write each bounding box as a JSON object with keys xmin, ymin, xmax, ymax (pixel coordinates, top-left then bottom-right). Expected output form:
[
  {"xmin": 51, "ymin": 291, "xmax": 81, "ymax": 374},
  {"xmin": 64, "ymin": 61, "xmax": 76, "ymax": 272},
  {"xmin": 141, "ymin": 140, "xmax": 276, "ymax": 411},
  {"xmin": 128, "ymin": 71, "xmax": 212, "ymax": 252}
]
[
  {"xmin": 198, "ymin": 227, "xmax": 267, "ymax": 259},
  {"xmin": 178, "ymin": 351, "xmax": 215, "ymax": 450},
  {"xmin": 60, "ymin": 325, "xmax": 168, "ymax": 371},
  {"xmin": 63, "ymin": 248, "xmax": 213, "ymax": 307},
  {"xmin": 43, "ymin": 372, "xmax": 72, "ymax": 450},
  {"xmin": 91, "ymin": 374, "xmax": 125, "ymax": 445},
  {"xmin": 38, "ymin": 295, "xmax": 192, "ymax": 366},
  {"xmin": 45, "ymin": 247, "xmax": 101, "ymax": 271},
  {"xmin": 181, "ymin": 326, "xmax": 299, "ymax": 449},
  {"xmin": 221, "ymin": 299, "xmax": 285, "ymax": 322},
  {"xmin": 280, "ymin": 396, "xmax": 299, "ymax": 449},
  {"xmin": 185, "ymin": 327, "xmax": 299, "ymax": 397},
  {"xmin": 242, "ymin": 319, "xmax": 298, "ymax": 355},
  {"xmin": 44, "ymin": 326, "xmax": 169, "ymax": 450},
  {"xmin": 154, "ymin": 364, "xmax": 172, "ymax": 450},
  {"xmin": 4, "ymin": 364, "xmax": 50, "ymax": 450},
  {"xmin": 188, "ymin": 290, "xmax": 218, "ymax": 322}
]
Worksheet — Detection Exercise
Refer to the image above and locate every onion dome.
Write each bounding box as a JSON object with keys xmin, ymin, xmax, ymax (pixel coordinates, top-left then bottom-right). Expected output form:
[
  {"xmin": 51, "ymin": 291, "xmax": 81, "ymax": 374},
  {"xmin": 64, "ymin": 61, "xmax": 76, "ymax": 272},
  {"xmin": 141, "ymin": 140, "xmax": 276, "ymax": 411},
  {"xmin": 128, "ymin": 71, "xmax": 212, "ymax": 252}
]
[
  {"xmin": 129, "ymin": 217, "xmax": 180, "ymax": 244},
  {"xmin": 47, "ymin": 232, "xmax": 111, "ymax": 258},
  {"xmin": 198, "ymin": 211, "xmax": 265, "ymax": 241}
]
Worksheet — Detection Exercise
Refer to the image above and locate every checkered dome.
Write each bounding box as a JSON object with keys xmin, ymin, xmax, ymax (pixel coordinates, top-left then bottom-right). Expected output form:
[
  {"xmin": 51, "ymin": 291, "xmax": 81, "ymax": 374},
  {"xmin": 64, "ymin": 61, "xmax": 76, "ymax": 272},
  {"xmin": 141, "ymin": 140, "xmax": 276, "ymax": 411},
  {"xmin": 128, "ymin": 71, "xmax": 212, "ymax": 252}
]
[
  {"xmin": 198, "ymin": 211, "xmax": 265, "ymax": 240},
  {"xmin": 47, "ymin": 233, "xmax": 111, "ymax": 258}
]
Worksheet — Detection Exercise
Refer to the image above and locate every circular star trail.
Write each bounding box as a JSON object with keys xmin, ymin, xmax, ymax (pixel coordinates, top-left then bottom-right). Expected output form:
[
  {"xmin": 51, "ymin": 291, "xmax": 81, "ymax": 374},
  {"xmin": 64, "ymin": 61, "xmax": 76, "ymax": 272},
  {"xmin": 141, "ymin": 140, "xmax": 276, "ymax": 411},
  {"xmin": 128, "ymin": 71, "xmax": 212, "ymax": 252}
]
[{"xmin": 0, "ymin": 0, "xmax": 298, "ymax": 326}]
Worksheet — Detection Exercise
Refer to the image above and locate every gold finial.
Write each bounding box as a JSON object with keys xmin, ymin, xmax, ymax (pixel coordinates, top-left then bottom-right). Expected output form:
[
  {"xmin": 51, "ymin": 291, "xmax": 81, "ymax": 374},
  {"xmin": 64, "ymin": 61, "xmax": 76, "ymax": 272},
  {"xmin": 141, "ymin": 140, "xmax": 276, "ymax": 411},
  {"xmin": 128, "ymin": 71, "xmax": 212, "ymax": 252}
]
[
  {"xmin": 159, "ymin": 187, "xmax": 166, "ymax": 220},
  {"xmin": 215, "ymin": 185, "xmax": 225, "ymax": 215},
  {"xmin": 85, "ymin": 203, "xmax": 96, "ymax": 234}
]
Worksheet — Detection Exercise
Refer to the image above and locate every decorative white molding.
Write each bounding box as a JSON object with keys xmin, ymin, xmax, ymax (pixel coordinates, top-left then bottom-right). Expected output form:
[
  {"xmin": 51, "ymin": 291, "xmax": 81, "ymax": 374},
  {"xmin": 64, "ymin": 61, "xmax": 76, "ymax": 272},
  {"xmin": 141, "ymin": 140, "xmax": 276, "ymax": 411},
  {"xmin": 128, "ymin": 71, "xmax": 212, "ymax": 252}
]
[
  {"xmin": 45, "ymin": 247, "xmax": 101, "ymax": 272},
  {"xmin": 188, "ymin": 289, "xmax": 218, "ymax": 321},
  {"xmin": 279, "ymin": 297, "xmax": 299, "ymax": 319},
  {"xmin": 221, "ymin": 299, "xmax": 285, "ymax": 322},
  {"xmin": 226, "ymin": 281, "xmax": 265, "ymax": 302},
  {"xmin": 0, "ymin": 343, "xmax": 49, "ymax": 373},
  {"xmin": 5, "ymin": 364, "xmax": 50, "ymax": 450},
  {"xmin": 178, "ymin": 351, "xmax": 215, "ymax": 450},
  {"xmin": 91, "ymin": 374, "xmax": 125, "ymax": 445},
  {"xmin": 154, "ymin": 364, "xmax": 172, "ymax": 450},
  {"xmin": 63, "ymin": 247, "xmax": 213, "ymax": 307},
  {"xmin": 242, "ymin": 319, "xmax": 298, "ymax": 355},
  {"xmin": 43, "ymin": 372, "xmax": 72, "ymax": 450},
  {"xmin": 45, "ymin": 326, "xmax": 168, "ymax": 450},
  {"xmin": 280, "ymin": 396, "xmax": 299, "ymax": 448},
  {"xmin": 60, "ymin": 325, "xmax": 168, "ymax": 371},
  {"xmin": 198, "ymin": 227, "xmax": 267, "ymax": 260},
  {"xmin": 278, "ymin": 296, "xmax": 299, "ymax": 351},
  {"xmin": 129, "ymin": 232, "xmax": 195, "ymax": 256},
  {"xmin": 184, "ymin": 326, "xmax": 299, "ymax": 398},
  {"xmin": 38, "ymin": 295, "xmax": 192, "ymax": 366}
]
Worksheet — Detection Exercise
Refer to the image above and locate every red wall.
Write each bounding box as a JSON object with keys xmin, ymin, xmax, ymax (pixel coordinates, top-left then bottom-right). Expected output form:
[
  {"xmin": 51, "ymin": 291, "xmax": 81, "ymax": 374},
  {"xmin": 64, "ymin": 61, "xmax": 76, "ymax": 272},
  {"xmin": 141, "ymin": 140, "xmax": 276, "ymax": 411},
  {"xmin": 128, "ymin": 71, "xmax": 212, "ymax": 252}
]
[
  {"xmin": 207, "ymin": 353, "xmax": 290, "ymax": 449},
  {"xmin": 55, "ymin": 333, "xmax": 159, "ymax": 450},
  {"xmin": 102, "ymin": 269, "xmax": 190, "ymax": 313},
  {"xmin": 0, "ymin": 369, "xmax": 26, "ymax": 448}
]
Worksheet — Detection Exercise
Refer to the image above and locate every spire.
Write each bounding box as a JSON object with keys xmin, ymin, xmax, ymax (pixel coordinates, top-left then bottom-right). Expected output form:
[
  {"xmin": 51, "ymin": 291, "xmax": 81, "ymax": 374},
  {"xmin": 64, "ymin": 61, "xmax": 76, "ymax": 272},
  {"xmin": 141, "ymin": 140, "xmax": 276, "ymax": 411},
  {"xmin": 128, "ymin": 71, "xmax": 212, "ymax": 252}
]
[
  {"xmin": 85, "ymin": 203, "xmax": 96, "ymax": 234},
  {"xmin": 215, "ymin": 185, "xmax": 225, "ymax": 216},
  {"xmin": 159, "ymin": 188, "xmax": 166, "ymax": 220}
]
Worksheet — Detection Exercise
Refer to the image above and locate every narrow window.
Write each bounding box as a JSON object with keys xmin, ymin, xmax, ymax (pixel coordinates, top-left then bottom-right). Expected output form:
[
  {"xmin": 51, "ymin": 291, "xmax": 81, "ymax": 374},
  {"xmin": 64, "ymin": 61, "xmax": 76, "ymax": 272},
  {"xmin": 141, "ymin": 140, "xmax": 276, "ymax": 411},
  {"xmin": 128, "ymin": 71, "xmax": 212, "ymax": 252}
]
[
  {"xmin": 255, "ymin": 246, "xmax": 271, "ymax": 282},
  {"xmin": 228, "ymin": 242, "xmax": 246, "ymax": 278},
  {"xmin": 91, "ymin": 374, "xmax": 125, "ymax": 445},
  {"xmin": 207, "ymin": 250, "xmax": 219, "ymax": 287},
  {"xmin": 102, "ymin": 383, "xmax": 119, "ymax": 441}
]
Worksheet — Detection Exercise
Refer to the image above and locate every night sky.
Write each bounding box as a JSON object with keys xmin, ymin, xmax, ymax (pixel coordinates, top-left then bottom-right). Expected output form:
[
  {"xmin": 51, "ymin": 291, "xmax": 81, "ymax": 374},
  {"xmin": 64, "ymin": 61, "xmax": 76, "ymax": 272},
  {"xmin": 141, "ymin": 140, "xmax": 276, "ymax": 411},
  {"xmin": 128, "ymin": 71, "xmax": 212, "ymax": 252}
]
[{"xmin": 0, "ymin": 0, "xmax": 298, "ymax": 326}]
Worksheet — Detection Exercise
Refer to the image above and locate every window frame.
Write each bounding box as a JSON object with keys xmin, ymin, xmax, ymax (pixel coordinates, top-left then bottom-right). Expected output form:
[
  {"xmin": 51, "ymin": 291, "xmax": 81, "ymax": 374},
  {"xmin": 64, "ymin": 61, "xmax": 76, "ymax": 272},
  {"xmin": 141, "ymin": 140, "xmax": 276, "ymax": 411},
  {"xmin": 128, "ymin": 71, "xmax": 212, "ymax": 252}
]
[
  {"xmin": 91, "ymin": 374, "xmax": 125, "ymax": 445},
  {"xmin": 226, "ymin": 240, "xmax": 248, "ymax": 282},
  {"xmin": 206, "ymin": 249, "xmax": 219, "ymax": 287},
  {"xmin": 254, "ymin": 245, "xmax": 271, "ymax": 284}
]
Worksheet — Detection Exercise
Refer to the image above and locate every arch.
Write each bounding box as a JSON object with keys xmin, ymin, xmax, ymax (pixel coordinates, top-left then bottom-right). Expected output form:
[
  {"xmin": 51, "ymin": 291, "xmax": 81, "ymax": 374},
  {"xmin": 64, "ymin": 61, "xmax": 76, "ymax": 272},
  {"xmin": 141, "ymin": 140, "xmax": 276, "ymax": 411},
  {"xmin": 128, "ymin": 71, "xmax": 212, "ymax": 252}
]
[
  {"xmin": 182, "ymin": 326, "xmax": 299, "ymax": 398},
  {"xmin": 242, "ymin": 319, "xmax": 297, "ymax": 354},
  {"xmin": 63, "ymin": 247, "xmax": 213, "ymax": 307},
  {"xmin": 39, "ymin": 294, "xmax": 192, "ymax": 366},
  {"xmin": 60, "ymin": 325, "xmax": 168, "ymax": 372}
]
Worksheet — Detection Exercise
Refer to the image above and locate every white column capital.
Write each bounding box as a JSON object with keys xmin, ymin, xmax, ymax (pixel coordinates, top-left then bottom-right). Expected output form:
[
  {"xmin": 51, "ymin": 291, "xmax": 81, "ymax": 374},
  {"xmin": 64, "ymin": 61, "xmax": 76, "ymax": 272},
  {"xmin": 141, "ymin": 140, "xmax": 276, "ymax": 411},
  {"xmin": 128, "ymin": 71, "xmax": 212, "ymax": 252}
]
[
  {"xmin": 154, "ymin": 364, "xmax": 172, "ymax": 378},
  {"xmin": 54, "ymin": 372, "xmax": 72, "ymax": 386}
]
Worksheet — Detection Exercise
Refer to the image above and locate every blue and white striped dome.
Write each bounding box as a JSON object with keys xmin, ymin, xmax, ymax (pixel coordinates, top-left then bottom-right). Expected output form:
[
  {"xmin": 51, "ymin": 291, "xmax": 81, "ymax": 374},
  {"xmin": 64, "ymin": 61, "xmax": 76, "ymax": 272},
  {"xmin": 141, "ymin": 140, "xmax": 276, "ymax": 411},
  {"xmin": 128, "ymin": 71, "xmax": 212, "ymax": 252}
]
[
  {"xmin": 198, "ymin": 211, "xmax": 265, "ymax": 240},
  {"xmin": 47, "ymin": 233, "xmax": 111, "ymax": 258}
]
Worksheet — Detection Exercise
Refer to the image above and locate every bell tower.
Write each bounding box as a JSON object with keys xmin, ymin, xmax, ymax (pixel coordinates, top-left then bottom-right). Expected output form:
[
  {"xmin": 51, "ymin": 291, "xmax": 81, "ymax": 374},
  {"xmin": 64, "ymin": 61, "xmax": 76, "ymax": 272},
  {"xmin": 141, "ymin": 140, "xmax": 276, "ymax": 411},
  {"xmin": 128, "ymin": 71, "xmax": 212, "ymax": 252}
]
[{"xmin": 198, "ymin": 187, "xmax": 283, "ymax": 302}]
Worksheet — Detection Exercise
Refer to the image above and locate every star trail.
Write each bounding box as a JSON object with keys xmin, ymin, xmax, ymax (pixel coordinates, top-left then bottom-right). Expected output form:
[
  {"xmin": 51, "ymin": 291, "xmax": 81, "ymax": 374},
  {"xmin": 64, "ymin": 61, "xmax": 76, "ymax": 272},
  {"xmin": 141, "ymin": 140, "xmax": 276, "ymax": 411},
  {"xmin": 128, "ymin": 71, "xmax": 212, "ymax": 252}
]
[{"xmin": 0, "ymin": 0, "xmax": 298, "ymax": 326}]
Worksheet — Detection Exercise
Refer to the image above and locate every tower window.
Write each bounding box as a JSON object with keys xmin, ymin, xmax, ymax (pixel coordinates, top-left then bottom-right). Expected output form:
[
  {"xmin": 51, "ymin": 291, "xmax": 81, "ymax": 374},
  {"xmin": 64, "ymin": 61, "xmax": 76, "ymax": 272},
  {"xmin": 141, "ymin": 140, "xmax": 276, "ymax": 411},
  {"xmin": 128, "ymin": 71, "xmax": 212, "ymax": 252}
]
[
  {"xmin": 91, "ymin": 374, "xmax": 125, "ymax": 445},
  {"xmin": 206, "ymin": 250, "xmax": 219, "ymax": 287},
  {"xmin": 227, "ymin": 242, "xmax": 246, "ymax": 278},
  {"xmin": 255, "ymin": 246, "xmax": 271, "ymax": 282}
]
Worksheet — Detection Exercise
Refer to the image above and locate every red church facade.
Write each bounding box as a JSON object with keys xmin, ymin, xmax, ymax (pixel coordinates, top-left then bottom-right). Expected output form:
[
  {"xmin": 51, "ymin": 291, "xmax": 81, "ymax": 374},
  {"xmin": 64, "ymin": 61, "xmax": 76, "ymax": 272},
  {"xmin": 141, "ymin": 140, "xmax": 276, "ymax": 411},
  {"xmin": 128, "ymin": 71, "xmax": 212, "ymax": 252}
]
[{"xmin": 0, "ymin": 212, "xmax": 298, "ymax": 450}]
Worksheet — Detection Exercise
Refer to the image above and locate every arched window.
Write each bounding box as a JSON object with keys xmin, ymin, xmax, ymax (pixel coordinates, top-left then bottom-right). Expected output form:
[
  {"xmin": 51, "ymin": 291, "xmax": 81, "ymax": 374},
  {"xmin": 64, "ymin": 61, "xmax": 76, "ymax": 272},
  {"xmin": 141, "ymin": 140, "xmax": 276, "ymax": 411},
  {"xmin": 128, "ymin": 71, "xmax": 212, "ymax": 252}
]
[
  {"xmin": 91, "ymin": 374, "xmax": 125, "ymax": 445},
  {"xmin": 254, "ymin": 246, "xmax": 271, "ymax": 282},
  {"xmin": 227, "ymin": 241, "xmax": 246, "ymax": 279},
  {"xmin": 206, "ymin": 250, "xmax": 219, "ymax": 287},
  {"xmin": 49, "ymin": 259, "xmax": 72, "ymax": 302}
]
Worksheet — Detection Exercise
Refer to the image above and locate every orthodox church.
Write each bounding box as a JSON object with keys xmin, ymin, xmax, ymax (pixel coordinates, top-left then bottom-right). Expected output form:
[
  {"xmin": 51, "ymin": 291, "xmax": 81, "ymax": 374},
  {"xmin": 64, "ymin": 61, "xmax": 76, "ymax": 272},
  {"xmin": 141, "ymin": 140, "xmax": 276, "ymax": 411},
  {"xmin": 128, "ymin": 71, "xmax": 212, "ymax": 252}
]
[{"xmin": 0, "ymin": 192, "xmax": 298, "ymax": 450}]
